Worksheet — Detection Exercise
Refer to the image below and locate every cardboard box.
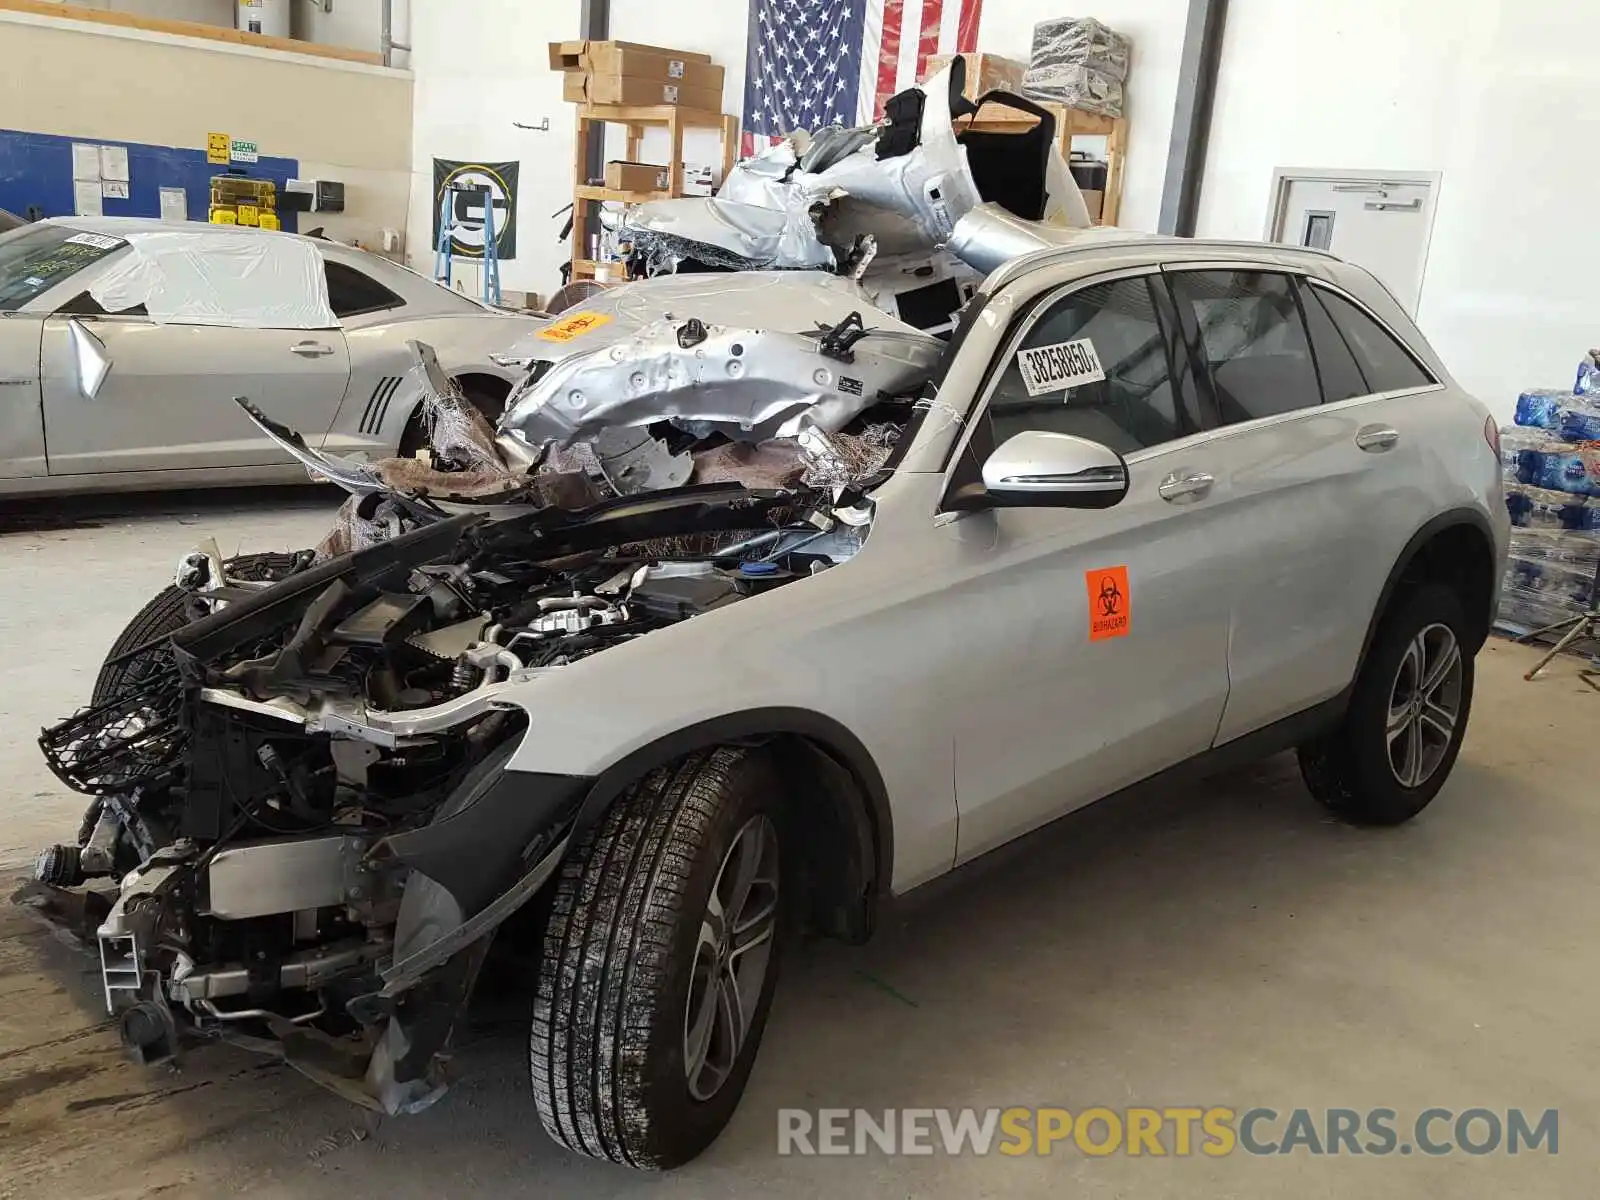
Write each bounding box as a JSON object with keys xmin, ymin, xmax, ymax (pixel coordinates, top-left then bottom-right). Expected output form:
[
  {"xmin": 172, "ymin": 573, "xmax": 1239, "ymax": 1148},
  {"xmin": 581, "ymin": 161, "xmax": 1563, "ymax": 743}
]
[
  {"xmin": 549, "ymin": 39, "xmax": 712, "ymax": 72},
  {"xmin": 591, "ymin": 46, "xmax": 723, "ymax": 92},
  {"xmin": 1080, "ymin": 189, "xmax": 1105, "ymax": 222},
  {"xmin": 564, "ymin": 72, "xmax": 722, "ymax": 110},
  {"xmin": 924, "ymin": 52, "xmax": 1027, "ymax": 102},
  {"xmin": 605, "ymin": 160, "xmax": 671, "ymax": 194}
]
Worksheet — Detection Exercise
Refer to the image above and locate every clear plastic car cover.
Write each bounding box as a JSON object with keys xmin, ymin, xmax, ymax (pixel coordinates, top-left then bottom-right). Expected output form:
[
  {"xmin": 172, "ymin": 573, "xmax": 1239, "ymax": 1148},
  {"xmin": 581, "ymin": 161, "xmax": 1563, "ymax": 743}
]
[
  {"xmin": 1022, "ymin": 16, "xmax": 1133, "ymax": 118},
  {"xmin": 89, "ymin": 229, "xmax": 337, "ymax": 328}
]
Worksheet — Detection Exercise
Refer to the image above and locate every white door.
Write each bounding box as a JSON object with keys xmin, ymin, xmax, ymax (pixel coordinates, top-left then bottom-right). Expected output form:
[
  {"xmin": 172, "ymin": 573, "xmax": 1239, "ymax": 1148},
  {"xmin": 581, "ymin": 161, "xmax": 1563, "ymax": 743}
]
[{"xmin": 1270, "ymin": 175, "xmax": 1435, "ymax": 316}]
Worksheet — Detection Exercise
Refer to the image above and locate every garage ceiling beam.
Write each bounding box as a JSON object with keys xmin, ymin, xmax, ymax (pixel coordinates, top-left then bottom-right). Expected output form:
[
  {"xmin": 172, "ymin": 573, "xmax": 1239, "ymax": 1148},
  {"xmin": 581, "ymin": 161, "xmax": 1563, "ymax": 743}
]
[{"xmin": 1158, "ymin": 0, "xmax": 1229, "ymax": 237}]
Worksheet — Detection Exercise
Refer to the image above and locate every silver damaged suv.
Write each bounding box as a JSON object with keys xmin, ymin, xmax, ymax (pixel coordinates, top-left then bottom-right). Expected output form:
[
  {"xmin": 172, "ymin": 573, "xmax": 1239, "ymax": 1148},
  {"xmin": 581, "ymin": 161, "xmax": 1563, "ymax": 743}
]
[{"xmin": 29, "ymin": 237, "xmax": 1508, "ymax": 1170}]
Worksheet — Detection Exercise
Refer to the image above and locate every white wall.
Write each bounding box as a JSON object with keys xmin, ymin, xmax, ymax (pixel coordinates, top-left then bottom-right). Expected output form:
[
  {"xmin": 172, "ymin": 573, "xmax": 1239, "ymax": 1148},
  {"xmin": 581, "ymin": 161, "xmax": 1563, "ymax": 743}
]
[
  {"xmin": 1199, "ymin": 0, "xmax": 1598, "ymax": 420},
  {"xmin": 406, "ymin": 0, "xmax": 580, "ymax": 299}
]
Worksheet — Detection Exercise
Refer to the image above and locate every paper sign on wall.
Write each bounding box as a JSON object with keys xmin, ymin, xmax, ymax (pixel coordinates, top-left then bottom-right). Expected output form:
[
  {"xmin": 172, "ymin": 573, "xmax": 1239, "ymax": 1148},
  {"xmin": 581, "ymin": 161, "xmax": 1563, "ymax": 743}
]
[
  {"xmin": 99, "ymin": 145, "xmax": 130, "ymax": 183},
  {"xmin": 73, "ymin": 180, "xmax": 103, "ymax": 218},
  {"xmin": 207, "ymin": 132, "xmax": 232, "ymax": 165},
  {"xmin": 71, "ymin": 143, "xmax": 101, "ymax": 182},
  {"xmin": 159, "ymin": 187, "xmax": 190, "ymax": 223},
  {"xmin": 231, "ymin": 139, "xmax": 260, "ymax": 164},
  {"xmin": 102, "ymin": 181, "xmax": 130, "ymax": 200},
  {"xmin": 1016, "ymin": 337, "xmax": 1107, "ymax": 397}
]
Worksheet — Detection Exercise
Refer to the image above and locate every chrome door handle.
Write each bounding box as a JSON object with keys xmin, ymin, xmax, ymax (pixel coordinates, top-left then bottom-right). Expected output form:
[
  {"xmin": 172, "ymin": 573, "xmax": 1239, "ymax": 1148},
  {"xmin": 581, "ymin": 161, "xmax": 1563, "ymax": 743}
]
[
  {"xmin": 290, "ymin": 341, "xmax": 336, "ymax": 358},
  {"xmin": 1158, "ymin": 469, "xmax": 1214, "ymax": 503},
  {"xmin": 1355, "ymin": 424, "xmax": 1400, "ymax": 452}
]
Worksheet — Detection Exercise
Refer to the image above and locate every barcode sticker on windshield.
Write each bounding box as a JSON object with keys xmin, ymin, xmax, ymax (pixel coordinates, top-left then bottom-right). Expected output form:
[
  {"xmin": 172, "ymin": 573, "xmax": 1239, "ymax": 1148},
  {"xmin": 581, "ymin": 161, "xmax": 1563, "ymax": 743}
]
[
  {"xmin": 1016, "ymin": 338, "xmax": 1106, "ymax": 397},
  {"xmin": 64, "ymin": 232, "xmax": 124, "ymax": 251}
]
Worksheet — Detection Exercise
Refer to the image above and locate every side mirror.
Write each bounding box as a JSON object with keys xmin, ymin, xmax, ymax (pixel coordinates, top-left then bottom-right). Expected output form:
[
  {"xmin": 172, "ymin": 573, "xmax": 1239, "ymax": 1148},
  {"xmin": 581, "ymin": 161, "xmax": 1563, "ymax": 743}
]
[
  {"xmin": 968, "ymin": 430, "xmax": 1130, "ymax": 510},
  {"xmin": 67, "ymin": 318, "xmax": 112, "ymax": 399}
]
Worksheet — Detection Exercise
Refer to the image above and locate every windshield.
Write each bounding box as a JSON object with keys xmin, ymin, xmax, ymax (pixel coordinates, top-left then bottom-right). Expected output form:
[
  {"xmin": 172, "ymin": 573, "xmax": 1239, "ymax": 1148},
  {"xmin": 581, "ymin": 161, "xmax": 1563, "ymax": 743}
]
[{"xmin": 0, "ymin": 224, "xmax": 127, "ymax": 312}]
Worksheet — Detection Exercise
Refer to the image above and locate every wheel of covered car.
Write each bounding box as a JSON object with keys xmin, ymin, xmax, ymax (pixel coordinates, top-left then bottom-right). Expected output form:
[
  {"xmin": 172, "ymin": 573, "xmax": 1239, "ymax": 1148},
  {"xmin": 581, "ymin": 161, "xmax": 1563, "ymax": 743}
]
[
  {"xmin": 90, "ymin": 551, "xmax": 311, "ymax": 704},
  {"xmin": 1298, "ymin": 584, "xmax": 1474, "ymax": 825},
  {"xmin": 531, "ymin": 746, "xmax": 786, "ymax": 1169}
]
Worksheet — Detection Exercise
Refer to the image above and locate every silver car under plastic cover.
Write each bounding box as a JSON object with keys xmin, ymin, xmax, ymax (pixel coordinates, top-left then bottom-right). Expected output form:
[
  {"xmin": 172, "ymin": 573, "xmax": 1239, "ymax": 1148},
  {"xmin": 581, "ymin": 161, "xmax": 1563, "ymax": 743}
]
[{"xmin": 500, "ymin": 315, "xmax": 940, "ymax": 448}]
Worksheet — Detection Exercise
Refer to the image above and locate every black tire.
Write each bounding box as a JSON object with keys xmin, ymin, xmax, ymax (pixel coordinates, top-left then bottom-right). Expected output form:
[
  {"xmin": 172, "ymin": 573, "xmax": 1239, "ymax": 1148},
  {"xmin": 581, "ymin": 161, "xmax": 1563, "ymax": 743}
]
[
  {"xmin": 91, "ymin": 551, "xmax": 310, "ymax": 704},
  {"xmin": 1298, "ymin": 584, "xmax": 1475, "ymax": 825},
  {"xmin": 532, "ymin": 747, "xmax": 786, "ymax": 1169},
  {"xmin": 91, "ymin": 584, "xmax": 196, "ymax": 705}
]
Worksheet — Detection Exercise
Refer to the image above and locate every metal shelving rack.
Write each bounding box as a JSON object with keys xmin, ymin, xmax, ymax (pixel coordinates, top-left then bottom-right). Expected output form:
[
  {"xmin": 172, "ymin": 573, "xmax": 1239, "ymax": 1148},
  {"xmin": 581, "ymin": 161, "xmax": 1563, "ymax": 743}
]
[{"xmin": 569, "ymin": 103, "xmax": 739, "ymax": 279}]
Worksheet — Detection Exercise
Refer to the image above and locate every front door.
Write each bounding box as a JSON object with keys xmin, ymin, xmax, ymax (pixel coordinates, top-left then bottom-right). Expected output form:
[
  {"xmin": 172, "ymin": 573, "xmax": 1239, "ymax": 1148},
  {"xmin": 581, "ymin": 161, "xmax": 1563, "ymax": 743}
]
[
  {"xmin": 39, "ymin": 315, "xmax": 351, "ymax": 475},
  {"xmin": 942, "ymin": 271, "xmax": 1234, "ymax": 864}
]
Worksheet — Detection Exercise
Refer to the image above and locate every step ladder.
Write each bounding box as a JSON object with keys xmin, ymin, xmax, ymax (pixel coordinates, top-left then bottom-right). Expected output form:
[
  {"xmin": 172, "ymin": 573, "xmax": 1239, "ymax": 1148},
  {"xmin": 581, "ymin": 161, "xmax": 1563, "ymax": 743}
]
[{"xmin": 434, "ymin": 182, "xmax": 502, "ymax": 305}]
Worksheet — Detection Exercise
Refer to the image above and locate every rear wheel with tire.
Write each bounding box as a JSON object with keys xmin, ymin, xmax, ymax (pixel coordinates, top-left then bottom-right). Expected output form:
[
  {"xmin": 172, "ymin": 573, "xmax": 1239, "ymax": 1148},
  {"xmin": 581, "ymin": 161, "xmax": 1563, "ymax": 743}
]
[
  {"xmin": 1299, "ymin": 583, "xmax": 1474, "ymax": 824},
  {"xmin": 532, "ymin": 747, "xmax": 785, "ymax": 1169}
]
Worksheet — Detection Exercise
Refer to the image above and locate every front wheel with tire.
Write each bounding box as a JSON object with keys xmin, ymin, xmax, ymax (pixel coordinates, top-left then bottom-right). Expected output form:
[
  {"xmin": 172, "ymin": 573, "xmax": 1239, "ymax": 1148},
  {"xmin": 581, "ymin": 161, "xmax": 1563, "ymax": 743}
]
[
  {"xmin": 531, "ymin": 747, "xmax": 785, "ymax": 1170},
  {"xmin": 1299, "ymin": 583, "xmax": 1474, "ymax": 824}
]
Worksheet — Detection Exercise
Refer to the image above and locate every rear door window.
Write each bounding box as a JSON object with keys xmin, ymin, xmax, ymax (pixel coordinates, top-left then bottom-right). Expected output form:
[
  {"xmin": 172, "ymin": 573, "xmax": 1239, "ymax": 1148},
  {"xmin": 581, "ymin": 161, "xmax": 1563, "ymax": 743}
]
[
  {"xmin": 1167, "ymin": 270, "xmax": 1322, "ymax": 425},
  {"xmin": 324, "ymin": 260, "xmax": 405, "ymax": 319},
  {"xmin": 1307, "ymin": 283, "xmax": 1435, "ymax": 394}
]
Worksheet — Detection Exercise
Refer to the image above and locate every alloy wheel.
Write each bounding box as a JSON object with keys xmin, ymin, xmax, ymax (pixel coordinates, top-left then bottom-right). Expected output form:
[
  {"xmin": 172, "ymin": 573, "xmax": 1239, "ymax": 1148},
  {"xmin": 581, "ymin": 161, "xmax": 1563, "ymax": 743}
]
[
  {"xmin": 683, "ymin": 814, "xmax": 779, "ymax": 1102},
  {"xmin": 1386, "ymin": 622, "xmax": 1463, "ymax": 789}
]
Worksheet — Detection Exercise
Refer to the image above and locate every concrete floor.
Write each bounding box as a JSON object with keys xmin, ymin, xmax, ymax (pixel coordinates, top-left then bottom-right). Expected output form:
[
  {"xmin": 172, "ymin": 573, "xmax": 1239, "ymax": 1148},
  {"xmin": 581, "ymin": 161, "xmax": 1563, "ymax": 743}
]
[{"xmin": 2, "ymin": 494, "xmax": 1596, "ymax": 1198}]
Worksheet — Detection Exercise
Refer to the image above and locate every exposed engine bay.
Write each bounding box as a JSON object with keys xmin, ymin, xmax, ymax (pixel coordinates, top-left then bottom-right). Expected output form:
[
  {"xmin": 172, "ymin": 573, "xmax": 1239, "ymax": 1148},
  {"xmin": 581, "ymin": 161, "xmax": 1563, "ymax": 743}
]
[
  {"xmin": 31, "ymin": 474, "xmax": 884, "ymax": 1109},
  {"xmin": 22, "ymin": 57, "xmax": 1071, "ymax": 1114}
]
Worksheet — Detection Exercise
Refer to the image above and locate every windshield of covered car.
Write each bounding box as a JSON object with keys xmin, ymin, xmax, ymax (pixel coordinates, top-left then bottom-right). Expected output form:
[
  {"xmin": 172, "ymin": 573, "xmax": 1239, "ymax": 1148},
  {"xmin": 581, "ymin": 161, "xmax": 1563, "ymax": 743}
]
[{"xmin": 0, "ymin": 224, "xmax": 127, "ymax": 312}]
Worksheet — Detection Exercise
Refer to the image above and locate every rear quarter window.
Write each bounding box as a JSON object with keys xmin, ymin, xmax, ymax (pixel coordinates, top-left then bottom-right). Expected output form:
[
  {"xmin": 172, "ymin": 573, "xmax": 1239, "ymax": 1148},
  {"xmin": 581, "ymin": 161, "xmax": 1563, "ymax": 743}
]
[{"xmin": 1308, "ymin": 284, "xmax": 1435, "ymax": 394}]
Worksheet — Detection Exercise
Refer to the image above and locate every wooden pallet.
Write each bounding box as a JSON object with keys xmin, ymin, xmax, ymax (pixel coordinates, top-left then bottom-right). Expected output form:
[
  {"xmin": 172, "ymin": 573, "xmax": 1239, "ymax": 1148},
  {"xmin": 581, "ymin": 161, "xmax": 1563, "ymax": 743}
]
[
  {"xmin": 960, "ymin": 103, "xmax": 1129, "ymax": 226},
  {"xmin": 570, "ymin": 104, "xmax": 739, "ymax": 279}
]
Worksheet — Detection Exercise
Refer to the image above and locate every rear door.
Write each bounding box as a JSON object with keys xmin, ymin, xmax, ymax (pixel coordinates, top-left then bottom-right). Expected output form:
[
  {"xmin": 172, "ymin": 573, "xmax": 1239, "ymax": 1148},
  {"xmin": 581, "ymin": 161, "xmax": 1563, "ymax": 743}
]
[{"xmin": 1162, "ymin": 265, "xmax": 1439, "ymax": 742}]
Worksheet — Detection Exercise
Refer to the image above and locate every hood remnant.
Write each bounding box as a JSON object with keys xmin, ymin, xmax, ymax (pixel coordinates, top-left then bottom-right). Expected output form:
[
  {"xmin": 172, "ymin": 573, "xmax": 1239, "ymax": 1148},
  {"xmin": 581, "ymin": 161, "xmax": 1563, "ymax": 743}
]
[{"xmin": 499, "ymin": 308, "xmax": 939, "ymax": 451}]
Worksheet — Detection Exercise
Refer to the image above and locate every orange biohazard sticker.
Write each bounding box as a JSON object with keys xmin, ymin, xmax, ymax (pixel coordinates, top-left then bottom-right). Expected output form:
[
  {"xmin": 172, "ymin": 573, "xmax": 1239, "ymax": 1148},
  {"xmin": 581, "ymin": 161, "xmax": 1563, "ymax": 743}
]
[
  {"xmin": 536, "ymin": 310, "xmax": 613, "ymax": 343},
  {"xmin": 1085, "ymin": 565, "xmax": 1130, "ymax": 641}
]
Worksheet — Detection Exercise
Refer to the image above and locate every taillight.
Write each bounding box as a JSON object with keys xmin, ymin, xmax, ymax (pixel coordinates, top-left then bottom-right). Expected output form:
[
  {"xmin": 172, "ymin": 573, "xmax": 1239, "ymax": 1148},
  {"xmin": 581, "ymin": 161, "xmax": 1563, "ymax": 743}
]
[{"xmin": 1484, "ymin": 415, "xmax": 1500, "ymax": 455}]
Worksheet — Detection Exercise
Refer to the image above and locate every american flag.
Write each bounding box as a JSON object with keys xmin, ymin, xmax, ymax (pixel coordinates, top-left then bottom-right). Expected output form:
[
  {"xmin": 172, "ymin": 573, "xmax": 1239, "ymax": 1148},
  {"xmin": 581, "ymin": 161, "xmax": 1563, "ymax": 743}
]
[{"xmin": 741, "ymin": 0, "xmax": 984, "ymax": 157}]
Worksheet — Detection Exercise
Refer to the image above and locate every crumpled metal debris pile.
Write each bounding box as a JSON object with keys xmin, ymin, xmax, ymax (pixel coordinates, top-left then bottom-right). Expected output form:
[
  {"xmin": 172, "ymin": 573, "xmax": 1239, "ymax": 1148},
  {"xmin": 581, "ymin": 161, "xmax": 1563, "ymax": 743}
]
[
  {"xmin": 259, "ymin": 57, "xmax": 1105, "ymax": 547},
  {"xmin": 613, "ymin": 57, "xmax": 1096, "ymax": 335}
]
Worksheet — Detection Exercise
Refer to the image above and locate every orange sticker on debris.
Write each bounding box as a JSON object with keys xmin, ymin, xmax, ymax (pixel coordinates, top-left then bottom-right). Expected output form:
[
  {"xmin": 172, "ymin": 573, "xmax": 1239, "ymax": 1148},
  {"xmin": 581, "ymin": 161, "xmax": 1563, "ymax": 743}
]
[
  {"xmin": 1085, "ymin": 565, "xmax": 1130, "ymax": 641},
  {"xmin": 536, "ymin": 310, "xmax": 612, "ymax": 343}
]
